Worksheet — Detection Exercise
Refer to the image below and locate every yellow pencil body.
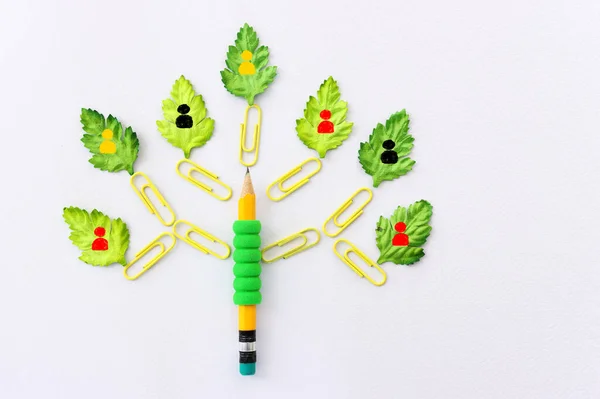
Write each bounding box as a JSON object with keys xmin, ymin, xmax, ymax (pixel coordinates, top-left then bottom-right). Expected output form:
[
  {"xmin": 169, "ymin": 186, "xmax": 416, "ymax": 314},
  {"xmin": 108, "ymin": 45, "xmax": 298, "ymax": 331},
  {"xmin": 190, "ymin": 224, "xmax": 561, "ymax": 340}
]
[{"xmin": 237, "ymin": 175, "xmax": 258, "ymax": 375}]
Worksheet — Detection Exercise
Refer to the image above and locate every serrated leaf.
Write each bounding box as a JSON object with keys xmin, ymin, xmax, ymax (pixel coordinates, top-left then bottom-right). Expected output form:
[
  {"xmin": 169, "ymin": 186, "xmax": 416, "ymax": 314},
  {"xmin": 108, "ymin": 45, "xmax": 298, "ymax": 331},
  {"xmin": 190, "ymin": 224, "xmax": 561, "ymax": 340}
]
[
  {"xmin": 225, "ymin": 46, "xmax": 242, "ymax": 72},
  {"xmin": 296, "ymin": 77, "xmax": 353, "ymax": 158},
  {"xmin": 317, "ymin": 77, "xmax": 341, "ymax": 109},
  {"xmin": 80, "ymin": 109, "xmax": 139, "ymax": 175},
  {"xmin": 170, "ymin": 75, "xmax": 195, "ymax": 104},
  {"xmin": 81, "ymin": 109, "xmax": 105, "ymax": 135},
  {"xmin": 358, "ymin": 110, "xmax": 415, "ymax": 187},
  {"xmin": 235, "ymin": 23, "xmax": 259, "ymax": 51},
  {"xmin": 253, "ymin": 46, "xmax": 270, "ymax": 70},
  {"xmin": 376, "ymin": 200, "xmax": 433, "ymax": 265},
  {"xmin": 157, "ymin": 75, "xmax": 214, "ymax": 158},
  {"xmin": 157, "ymin": 118, "xmax": 214, "ymax": 158},
  {"xmin": 63, "ymin": 207, "xmax": 130, "ymax": 267},
  {"xmin": 221, "ymin": 23, "xmax": 277, "ymax": 105}
]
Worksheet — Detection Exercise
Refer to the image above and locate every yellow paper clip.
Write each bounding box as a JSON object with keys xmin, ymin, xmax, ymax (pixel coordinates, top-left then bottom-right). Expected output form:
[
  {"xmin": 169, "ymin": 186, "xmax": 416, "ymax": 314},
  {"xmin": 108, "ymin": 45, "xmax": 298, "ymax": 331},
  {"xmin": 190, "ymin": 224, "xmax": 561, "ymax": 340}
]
[
  {"xmin": 266, "ymin": 158, "xmax": 322, "ymax": 201},
  {"xmin": 333, "ymin": 239, "xmax": 387, "ymax": 287},
  {"xmin": 239, "ymin": 104, "xmax": 262, "ymax": 167},
  {"xmin": 130, "ymin": 172, "xmax": 176, "ymax": 226},
  {"xmin": 176, "ymin": 159, "xmax": 232, "ymax": 201},
  {"xmin": 261, "ymin": 227, "xmax": 321, "ymax": 263},
  {"xmin": 123, "ymin": 232, "xmax": 176, "ymax": 281},
  {"xmin": 322, "ymin": 188, "xmax": 373, "ymax": 237},
  {"xmin": 172, "ymin": 219, "xmax": 231, "ymax": 260}
]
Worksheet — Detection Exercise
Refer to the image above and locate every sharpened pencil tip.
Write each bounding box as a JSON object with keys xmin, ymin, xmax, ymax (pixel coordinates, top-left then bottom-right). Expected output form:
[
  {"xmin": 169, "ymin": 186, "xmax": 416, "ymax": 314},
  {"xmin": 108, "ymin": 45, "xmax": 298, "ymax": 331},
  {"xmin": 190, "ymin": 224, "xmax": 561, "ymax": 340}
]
[
  {"xmin": 246, "ymin": 167, "xmax": 250, "ymax": 174},
  {"xmin": 241, "ymin": 169, "xmax": 255, "ymax": 197}
]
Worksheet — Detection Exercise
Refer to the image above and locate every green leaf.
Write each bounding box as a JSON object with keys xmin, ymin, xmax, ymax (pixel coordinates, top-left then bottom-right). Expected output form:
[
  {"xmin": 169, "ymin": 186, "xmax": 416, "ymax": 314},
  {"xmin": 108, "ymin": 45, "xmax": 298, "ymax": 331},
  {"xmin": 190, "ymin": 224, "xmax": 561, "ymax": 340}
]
[
  {"xmin": 157, "ymin": 118, "xmax": 214, "ymax": 158},
  {"xmin": 358, "ymin": 110, "xmax": 415, "ymax": 187},
  {"xmin": 157, "ymin": 75, "xmax": 214, "ymax": 158},
  {"xmin": 225, "ymin": 46, "xmax": 242, "ymax": 72},
  {"xmin": 376, "ymin": 200, "xmax": 433, "ymax": 265},
  {"xmin": 80, "ymin": 108, "xmax": 139, "ymax": 175},
  {"xmin": 221, "ymin": 23, "xmax": 278, "ymax": 105},
  {"xmin": 235, "ymin": 23, "xmax": 259, "ymax": 52},
  {"xmin": 170, "ymin": 75, "xmax": 195, "ymax": 104},
  {"xmin": 253, "ymin": 46, "xmax": 270, "ymax": 70},
  {"xmin": 253, "ymin": 66, "xmax": 277, "ymax": 102},
  {"xmin": 317, "ymin": 76, "xmax": 341, "ymax": 109},
  {"xmin": 81, "ymin": 109, "xmax": 105, "ymax": 135},
  {"xmin": 63, "ymin": 207, "xmax": 130, "ymax": 266},
  {"xmin": 296, "ymin": 77, "xmax": 353, "ymax": 158}
]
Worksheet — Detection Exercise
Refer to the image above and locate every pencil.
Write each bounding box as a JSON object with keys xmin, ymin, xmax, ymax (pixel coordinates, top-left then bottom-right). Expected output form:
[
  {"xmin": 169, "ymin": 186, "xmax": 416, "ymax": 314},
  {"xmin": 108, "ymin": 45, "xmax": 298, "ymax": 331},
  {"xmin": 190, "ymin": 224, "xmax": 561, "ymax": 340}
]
[{"xmin": 234, "ymin": 168, "xmax": 261, "ymax": 375}]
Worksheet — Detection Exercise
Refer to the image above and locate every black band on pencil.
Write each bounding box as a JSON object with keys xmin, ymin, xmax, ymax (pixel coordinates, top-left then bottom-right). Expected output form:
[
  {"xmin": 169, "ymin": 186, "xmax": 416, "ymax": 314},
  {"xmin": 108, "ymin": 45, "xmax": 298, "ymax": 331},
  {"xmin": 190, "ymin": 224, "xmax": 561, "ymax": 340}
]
[
  {"xmin": 239, "ymin": 330, "xmax": 256, "ymax": 342},
  {"xmin": 239, "ymin": 351, "xmax": 257, "ymax": 363}
]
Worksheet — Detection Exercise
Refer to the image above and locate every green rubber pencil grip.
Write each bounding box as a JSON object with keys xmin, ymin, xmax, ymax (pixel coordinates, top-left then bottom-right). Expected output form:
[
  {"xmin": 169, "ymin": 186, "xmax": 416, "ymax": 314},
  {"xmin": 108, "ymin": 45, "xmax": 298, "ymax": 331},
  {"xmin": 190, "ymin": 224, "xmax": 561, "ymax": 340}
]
[{"xmin": 233, "ymin": 220, "xmax": 262, "ymax": 305}]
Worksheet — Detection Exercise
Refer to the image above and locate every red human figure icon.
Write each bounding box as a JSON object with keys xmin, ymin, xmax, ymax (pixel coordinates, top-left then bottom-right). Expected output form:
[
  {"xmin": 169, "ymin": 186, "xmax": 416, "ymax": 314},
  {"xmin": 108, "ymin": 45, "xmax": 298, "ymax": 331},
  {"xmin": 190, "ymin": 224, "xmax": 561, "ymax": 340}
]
[
  {"xmin": 91, "ymin": 227, "xmax": 109, "ymax": 251},
  {"xmin": 392, "ymin": 222, "xmax": 409, "ymax": 246},
  {"xmin": 317, "ymin": 109, "xmax": 334, "ymax": 134}
]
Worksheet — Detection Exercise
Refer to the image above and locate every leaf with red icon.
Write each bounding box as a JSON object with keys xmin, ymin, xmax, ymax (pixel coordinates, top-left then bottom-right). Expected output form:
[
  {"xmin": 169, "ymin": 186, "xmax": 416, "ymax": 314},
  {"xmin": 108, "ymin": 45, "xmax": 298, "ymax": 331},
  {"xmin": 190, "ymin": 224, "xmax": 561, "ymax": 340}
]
[
  {"xmin": 376, "ymin": 200, "xmax": 433, "ymax": 265},
  {"xmin": 296, "ymin": 76, "xmax": 353, "ymax": 158},
  {"xmin": 63, "ymin": 207, "xmax": 130, "ymax": 267}
]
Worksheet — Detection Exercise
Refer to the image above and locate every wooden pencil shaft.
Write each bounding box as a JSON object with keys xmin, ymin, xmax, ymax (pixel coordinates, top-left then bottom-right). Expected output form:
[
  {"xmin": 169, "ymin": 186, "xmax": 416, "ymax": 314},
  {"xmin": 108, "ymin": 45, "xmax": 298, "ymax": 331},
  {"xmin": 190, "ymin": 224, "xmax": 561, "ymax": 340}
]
[
  {"xmin": 239, "ymin": 305, "xmax": 257, "ymax": 330},
  {"xmin": 237, "ymin": 170, "xmax": 258, "ymax": 374},
  {"xmin": 238, "ymin": 194, "xmax": 256, "ymax": 220}
]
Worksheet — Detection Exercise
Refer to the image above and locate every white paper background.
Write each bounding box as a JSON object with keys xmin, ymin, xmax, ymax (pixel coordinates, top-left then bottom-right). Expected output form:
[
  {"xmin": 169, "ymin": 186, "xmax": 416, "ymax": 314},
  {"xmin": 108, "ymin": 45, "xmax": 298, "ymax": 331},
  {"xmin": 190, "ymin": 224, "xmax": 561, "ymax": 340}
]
[{"xmin": 1, "ymin": 0, "xmax": 599, "ymax": 398}]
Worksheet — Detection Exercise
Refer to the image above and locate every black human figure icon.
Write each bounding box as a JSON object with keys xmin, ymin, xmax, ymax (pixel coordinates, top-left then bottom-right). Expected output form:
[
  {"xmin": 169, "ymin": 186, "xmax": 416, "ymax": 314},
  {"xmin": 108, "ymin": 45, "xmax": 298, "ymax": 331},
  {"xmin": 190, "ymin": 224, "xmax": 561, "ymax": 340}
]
[
  {"xmin": 392, "ymin": 222, "xmax": 409, "ymax": 246},
  {"xmin": 176, "ymin": 104, "xmax": 193, "ymax": 128},
  {"xmin": 381, "ymin": 139, "xmax": 399, "ymax": 164}
]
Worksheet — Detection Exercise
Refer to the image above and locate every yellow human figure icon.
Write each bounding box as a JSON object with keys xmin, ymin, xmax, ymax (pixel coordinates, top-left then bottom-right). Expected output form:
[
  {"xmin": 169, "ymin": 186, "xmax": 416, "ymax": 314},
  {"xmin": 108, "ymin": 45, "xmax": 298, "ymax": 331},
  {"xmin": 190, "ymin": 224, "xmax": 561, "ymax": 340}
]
[
  {"xmin": 99, "ymin": 129, "xmax": 117, "ymax": 154},
  {"xmin": 238, "ymin": 50, "xmax": 256, "ymax": 75}
]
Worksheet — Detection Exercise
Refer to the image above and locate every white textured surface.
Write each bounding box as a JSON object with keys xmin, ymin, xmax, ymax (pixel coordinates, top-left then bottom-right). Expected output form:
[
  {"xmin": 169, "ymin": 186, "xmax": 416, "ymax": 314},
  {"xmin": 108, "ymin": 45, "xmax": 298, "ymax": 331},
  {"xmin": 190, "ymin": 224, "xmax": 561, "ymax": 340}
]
[{"xmin": 1, "ymin": 0, "xmax": 599, "ymax": 398}]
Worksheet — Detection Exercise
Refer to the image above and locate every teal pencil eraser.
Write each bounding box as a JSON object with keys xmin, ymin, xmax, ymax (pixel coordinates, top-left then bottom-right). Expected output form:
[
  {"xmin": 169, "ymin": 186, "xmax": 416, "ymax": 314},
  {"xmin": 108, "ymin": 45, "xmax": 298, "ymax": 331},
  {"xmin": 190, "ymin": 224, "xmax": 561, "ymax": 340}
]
[{"xmin": 240, "ymin": 363, "xmax": 256, "ymax": 376}]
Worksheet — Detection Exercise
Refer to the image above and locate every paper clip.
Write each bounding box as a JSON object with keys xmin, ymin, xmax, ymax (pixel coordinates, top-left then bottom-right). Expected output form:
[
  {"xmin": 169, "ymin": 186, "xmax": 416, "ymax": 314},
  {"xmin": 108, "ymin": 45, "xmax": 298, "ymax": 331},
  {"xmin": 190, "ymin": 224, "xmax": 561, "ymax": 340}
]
[
  {"xmin": 172, "ymin": 219, "xmax": 231, "ymax": 260},
  {"xmin": 130, "ymin": 172, "xmax": 176, "ymax": 226},
  {"xmin": 261, "ymin": 227, "xmax": 321, "ymax": 263},
  {"xmin": 322, "ymin": 188, "xmax": 373, "ymax": 237},
  {"xmin": 266, "ymin": 158, "xmax": 322, "ymax": 201},
  {"xmin": 176, "ymin": 159, "xmax": 232, "ymax": 201},
  {"xmin": 333, "ymin": 239, "xmax": 387, "ymax": 287},
  {"xmin": 239, "ymin": 104, "xmax": 262, "ymax": 167},
  {"xmin": 123, "ymin": 232, "xmax": 176, "ymax": 281}
]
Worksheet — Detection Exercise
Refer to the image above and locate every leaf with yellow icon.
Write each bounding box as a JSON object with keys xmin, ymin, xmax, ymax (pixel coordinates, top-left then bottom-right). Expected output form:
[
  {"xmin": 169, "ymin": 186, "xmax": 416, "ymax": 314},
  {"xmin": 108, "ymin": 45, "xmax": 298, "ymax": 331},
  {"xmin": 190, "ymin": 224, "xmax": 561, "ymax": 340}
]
[
  {"xmin": 80, "ymin": 109, "xmax": 139, "ymax": 175},
  {"xmin": 220, "ymin": 23, "xmax": 278, "ymax": 105}
]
